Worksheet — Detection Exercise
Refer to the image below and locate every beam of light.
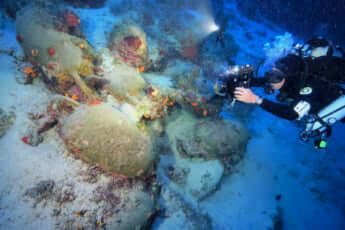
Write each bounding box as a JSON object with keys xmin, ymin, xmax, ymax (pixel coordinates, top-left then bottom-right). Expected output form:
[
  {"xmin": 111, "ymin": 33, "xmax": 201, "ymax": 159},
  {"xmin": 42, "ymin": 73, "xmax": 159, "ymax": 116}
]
[
  {"xmin": 206, "ymin": 21, "xmax": 219, "ymax": 34},
  {"xmin": 175, "ymin": 0, "xmax": 221, "ymax": 44},
  {"xmin": 186, "ymin": 0, "xmax": 220, "ymax": 40}
]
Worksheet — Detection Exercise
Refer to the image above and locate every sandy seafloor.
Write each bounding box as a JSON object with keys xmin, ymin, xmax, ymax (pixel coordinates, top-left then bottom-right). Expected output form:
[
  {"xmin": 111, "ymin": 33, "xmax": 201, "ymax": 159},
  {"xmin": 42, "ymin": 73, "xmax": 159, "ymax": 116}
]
[{"xmin": 0, "ymin": 1, "xmax": 345, "ymax": 230}]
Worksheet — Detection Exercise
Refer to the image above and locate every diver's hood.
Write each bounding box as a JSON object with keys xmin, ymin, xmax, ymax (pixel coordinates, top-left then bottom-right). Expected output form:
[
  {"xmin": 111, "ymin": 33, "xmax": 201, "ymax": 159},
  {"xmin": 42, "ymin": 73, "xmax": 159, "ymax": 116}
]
[
  {"xmin": 266, "ymin": 68, "xmax": 285, "ymax": 83},
  {"xmin": 275, "ymin": 54, "xmax": 305, "ymax": 75}
]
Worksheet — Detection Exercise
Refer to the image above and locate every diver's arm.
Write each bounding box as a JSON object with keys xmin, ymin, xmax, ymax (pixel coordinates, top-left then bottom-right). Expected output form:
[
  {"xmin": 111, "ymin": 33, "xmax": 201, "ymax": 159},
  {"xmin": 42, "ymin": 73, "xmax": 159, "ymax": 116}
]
[
  {"xmin": 234, "ymin": 87, "xmax": 299, "ymax": 120},
  {"xmin": 260, "ymin": 99, "xmax": 299, "ymax": 120}
]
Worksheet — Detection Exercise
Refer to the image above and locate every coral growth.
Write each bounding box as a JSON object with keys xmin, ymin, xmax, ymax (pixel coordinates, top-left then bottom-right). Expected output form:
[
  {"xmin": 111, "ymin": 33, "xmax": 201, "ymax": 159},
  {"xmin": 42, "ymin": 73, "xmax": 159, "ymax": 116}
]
[
  {"xmin": 182, "ymin": 45, "xmax": 198, "ymax": 61},
  {"xmin": 24, "ymin": 180, "xmax": 56, "ymax": 207},
  {"xmin": 123, "ymin": 35, "xmax": 142, "ymax": 50},
  {"xmin": 116, "ymin": 36, "xmax": 146, "ymax": 67},
  {"xmin": 92, "ymin": 184, "xmax": 121, "ymax": 217},
  {"xmin": 165, "ymin": 165, "xmax": 189, "ymax": 186},
  {"xmin": 47, "ymin": 71, "xmax": 74, "ymax": 93},
  {"xmin": 0, "ymin": 108, "xmax": 16, "ymax": 138},
  {"xmin": 63, "ymin": 11, "xmax": 80, "ymax": 27},
  {"xmin": 108, "ymin": 23, "xmax": 148, "ymax": 68},
  {"xmin": 55, "ymin": 183, "xmax": 76, "ymax": 205},
  {"xmin": 24, "ymin": 180, "xmax": 76, "ymax": 208},
  {"xmin": 90, "ymin": 176, "xmax": 155, "ymax": 223},
  {"xmin": 82, "ymin": 165, "xmax": 105, "ymax": 184},
  {"xmin": 136, "ymin": 94, "xmax": 169, "ymax": 121},
  {"xmin": 24, "ymin": 95, "xmax": 79, "ymax": 146},
  {"xmin": 91, "ymin": 177, "xmax": 145, "ymax": 218},
  {"xmin": 68, "ymin": 85, "xmax": 83, "ymax": 101}
]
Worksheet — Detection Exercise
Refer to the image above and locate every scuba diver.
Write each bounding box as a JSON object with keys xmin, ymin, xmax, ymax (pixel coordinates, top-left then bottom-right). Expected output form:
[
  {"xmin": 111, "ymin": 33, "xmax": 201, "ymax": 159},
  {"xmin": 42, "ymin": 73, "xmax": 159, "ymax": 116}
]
[
  {"xmin": 216, "ymin": 27, "xmax": 226, "ymax": 48},
  {"xmin": 215, "ymin": 37, "xmax": 345, "ymax": 149},
  {"xmin": 215, "ymin": 21, "xmax": 235, "ymax": 65},
  {"xmin": 215, "ymin": 27, "xmax": 235, "ymax": 66}
]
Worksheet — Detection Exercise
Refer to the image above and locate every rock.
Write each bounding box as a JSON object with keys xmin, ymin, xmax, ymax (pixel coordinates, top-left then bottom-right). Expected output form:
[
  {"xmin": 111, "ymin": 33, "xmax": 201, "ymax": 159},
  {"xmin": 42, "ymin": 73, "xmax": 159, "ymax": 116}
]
[
  {"xmin": 191, "ymin": 118, "xmax": 249, "ymax": 159},
  {"xmin": 164, "ymin": 110, "xmax": 249, "ymax": 201},
  {"xmin": 181, "ymin": 160, "xmax": 224, "ymax": 201},
  {"xmin": 61, "ymin": 104, "xmax": 155, "ymax": 177},
  {"xmin": 56, "ymin": 185, "xmax": 155, "ymax": 230},
  {"xmin": 173, "ymin": 114, "xmax": 249, "ymax": 161},
  {"xmin": 158, "ymin": 186, "xmax": 213, "ymax": 230},
  {"xmin": 105, "ymin": 190, "xmax": 155, "ymax": 230},
  {"xmin": 164, "ymin": 110, "xmax": 224, "ymax": 201}
]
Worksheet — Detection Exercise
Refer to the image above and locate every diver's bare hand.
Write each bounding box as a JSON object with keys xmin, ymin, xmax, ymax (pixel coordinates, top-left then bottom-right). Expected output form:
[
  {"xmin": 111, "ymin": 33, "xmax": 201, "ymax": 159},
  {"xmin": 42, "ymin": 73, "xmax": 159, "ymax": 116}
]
[{"xmin": 234, "ymin": 87, "xmax": 258, "ymax": 104}]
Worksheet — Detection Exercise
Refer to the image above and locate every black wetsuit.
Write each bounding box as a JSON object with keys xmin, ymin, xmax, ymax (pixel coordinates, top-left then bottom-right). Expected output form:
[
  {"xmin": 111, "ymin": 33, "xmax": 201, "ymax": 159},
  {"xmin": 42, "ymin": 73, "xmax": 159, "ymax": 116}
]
[
  {"xmin": 306, "ymin": 55, "xmax": 345, "ymax": 84},
  {"xmin": 252, "ymin": 76, "xmax": 344, "ymax": 120}
]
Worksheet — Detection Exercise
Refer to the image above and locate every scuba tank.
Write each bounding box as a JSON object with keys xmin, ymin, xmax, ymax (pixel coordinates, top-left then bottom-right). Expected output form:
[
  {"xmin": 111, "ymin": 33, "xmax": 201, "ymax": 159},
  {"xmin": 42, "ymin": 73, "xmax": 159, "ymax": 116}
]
[
  {"xmin": 300, "ymin": 95, "xmax": 345, "ymax": 148},
  {"xmin": 296, "ymin": 36, "xmax": 345, "ymax": 84}
]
